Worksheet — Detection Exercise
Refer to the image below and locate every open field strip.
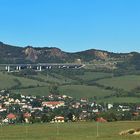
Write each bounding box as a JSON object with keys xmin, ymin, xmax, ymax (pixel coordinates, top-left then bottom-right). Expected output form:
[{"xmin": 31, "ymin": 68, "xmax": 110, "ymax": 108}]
[
  {"xmin": 0, "ymin": 122, "xmax": 140, "ymax": 140},
  {"xmin": 59, "ymin": 85, "xmax": 112, "ymax": 99},
  {"xmin": 0, "ymin": 72, "xmax": 47, "ymax": 89},
  {"xmin": 97, "ymin": 75, "xmax": 140, "ymax": 91}
]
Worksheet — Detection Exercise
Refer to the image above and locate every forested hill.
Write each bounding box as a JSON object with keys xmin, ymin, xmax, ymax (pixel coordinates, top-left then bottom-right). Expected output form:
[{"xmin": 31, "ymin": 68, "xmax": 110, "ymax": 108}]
[{"xmin": 0, "ymin": 41, "xmax": 139, "ymax": 66}]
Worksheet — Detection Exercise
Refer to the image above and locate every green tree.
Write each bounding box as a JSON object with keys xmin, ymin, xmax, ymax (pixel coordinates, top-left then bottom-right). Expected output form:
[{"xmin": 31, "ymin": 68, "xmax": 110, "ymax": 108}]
[{"xmin": 49, "ymin": 84, "xmax": 60, "ymax": 95}]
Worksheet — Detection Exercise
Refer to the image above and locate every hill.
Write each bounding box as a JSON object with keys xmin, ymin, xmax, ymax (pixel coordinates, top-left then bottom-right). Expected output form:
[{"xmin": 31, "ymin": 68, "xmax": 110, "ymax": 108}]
[
  {"xmin": 0, "ymin": 41, "xmax": 134, "ymax": 64},
  {"xmin": 1, "ymin": 41, "xmax": 140, "ymax": 103}
]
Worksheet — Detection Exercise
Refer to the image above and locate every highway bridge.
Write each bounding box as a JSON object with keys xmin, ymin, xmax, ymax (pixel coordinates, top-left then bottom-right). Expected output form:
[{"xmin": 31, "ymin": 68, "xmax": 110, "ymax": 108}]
[{"xmin": 0, "ymin": 63, "xmax": 84, "ymax": 72}]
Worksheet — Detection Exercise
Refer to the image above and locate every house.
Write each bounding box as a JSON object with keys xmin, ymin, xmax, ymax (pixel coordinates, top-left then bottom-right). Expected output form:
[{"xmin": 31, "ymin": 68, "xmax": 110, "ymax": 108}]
[
  {"xmin": 22, "ymin": 104, "xmax": 32, "ymax": 110},
  {"xmin": 32, "ymin": 107, "xmax": 43, "ymax": 111},
  {"xmin": 118, "ymin": 105, "xmax": 130, "ymax": 112},
  {"xmin": 24, "ymin": 112, "xmax": 31, "ymax": 118},
  {"xmin": 72, "ymin": 102, "xmax": 80, "ymax": 108},
  {"xmin": 80, "ymin": 98, "xmax": 87, "ymax": 103},
  {"xmin": 108, "ymin": 104, "xmax": 113, "ymax": 109},
  {"xmin": 7, "ymin": 113, "xmax": 16, "ymax": 120},
  {"xmin": 0, "ymin": 108, "xmax": 7, "ymax": 112},
  {"xmin": 132, "ymin": 112, "xmax": 139, "ymax": 116},
  {"xmin": 2, "ymin": 118, "xmax": 8, "ymax": 124},
  {"xmin": 15, "ymin": 99, "xmax": 21, "ymax": 104},
  {"xmin": 79, "ymin": 112, "xmax": 88, "ymax": 120},
  {"xmin": 7, "ymin": 113, "xmax": 16, "ymax": 123},
  {"xmin": 24, "ymin": 112, "xmax": 31, "ymax": 123},
  {"xmin": 54, "ymin": 116, "xmax": 65, "ymax": 123},
  {"xmin": 21, "ymin": 94, "xmax": 25, "ymax": 98},
  {"xmin": 42, "ymin": 101, "xmax": 65, "ymax": 109},
  {"xmin": 92, "ymin": 108, "xmax": 99, "ymax": 113},
  {"xmin": 91, "ymin": 102, "xmax": 98, "ymax": 107},
  {"xmin": 4, "ymin": 101, "xmax": 10, "ymax": 106},
  {"xmin": 136, "ymin": 106, "xmax": 140, "ymax": 110},
  {"xmin": 8, "ymin": 98, "xmax": 14, "ymax": 103},
  {"xmin": 96, "ymin": 117, "xmax": 107, "ymax": 122}
]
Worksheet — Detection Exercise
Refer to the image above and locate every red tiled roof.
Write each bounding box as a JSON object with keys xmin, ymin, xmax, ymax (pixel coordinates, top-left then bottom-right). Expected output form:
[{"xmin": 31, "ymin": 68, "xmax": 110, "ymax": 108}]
[
  {"xmin": 55, "ymin": 116, "xmax": 64, "ymax": 121},
  {"xmin": 7, "ymin": 113, "xmax": 16, "ymax": 119},
  {"xmin": 96, "ymin": 117, "xmax": 107, "ymax": 122}
]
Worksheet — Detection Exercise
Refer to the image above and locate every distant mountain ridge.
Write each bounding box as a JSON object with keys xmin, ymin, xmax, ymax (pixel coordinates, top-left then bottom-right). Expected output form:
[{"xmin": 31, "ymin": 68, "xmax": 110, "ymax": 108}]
[{"xmin": 0, "ymin": 41, "xmax": 138, "ymax": 64}]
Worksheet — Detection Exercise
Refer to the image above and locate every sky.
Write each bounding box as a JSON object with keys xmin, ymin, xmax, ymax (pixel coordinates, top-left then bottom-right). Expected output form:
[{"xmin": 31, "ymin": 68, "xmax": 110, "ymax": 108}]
[{"xmin": 0, "ymin": 0, "xmax": 140, "ymax": 53}]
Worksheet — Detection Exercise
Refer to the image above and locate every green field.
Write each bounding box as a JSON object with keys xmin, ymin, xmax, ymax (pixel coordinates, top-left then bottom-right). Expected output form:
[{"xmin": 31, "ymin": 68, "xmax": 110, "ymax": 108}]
[
  {"xmin": 33, "ymin": 73, "xmax": 75, "ymax": 84},
  {"xmin": 12, "ymin": 84, "xmax": 112, "ymax": 99},
  {"xmin": 59, "ymin": 85, "xmax": 112, "ymax": 99},
  {"xmin": 1, "ymin": 70, "xmax": 140, "ymax": 103},
  {"xmin": 0, "ymin": 72, "xmax": 47, "ymax": 90},
  {"xmin": 12, "ymin": 86, "xmax": 50, "ymax": 96},
  {"xmin": 76, "ymin": 72, "xmax": 112, "ymax": 81},
  {"xmin": 97, "ymin": 75, "xmax": 140, "ymax": 91},
  {"xmin": 99, "ymin": 97, "xmax": 140, "ymax": 103},
  {"xmin": 0, "ymin": 121, "xmax": 140, "ymax": 140}
]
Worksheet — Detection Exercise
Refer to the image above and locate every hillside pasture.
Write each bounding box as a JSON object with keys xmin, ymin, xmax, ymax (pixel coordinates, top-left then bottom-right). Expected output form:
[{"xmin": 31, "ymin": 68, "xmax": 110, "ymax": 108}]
[
  {"xmin": 59, "ymin": 85, "xmax": 113, "ymax": 99},
  {"xmin": 33, "ymin": 73, "xmax": 75, "ymax": 84},
  {"xmin": 99, "ymin": 97, "xmax": 140, "ymax": 103},
  {"xmin": 97, "ymin": 75, "xmax": 140, "ymax": 91},
  {"xmin": 12, "ymin": 86, "xmax": 50, "ymax": 96},
  {"xmin": 0, "ymin": 72, "xmax": 47, "ymax": 90},
  {"xmin": 0, "ymin": 72, "xmax": 18, "ymax": 89},
  {"xmin": 76, "ymin": 71, "xmax": 112, "ymax": 81}
]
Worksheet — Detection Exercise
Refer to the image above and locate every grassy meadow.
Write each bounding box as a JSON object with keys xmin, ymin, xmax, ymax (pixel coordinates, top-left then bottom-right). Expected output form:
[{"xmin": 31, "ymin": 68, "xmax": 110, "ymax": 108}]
[
  {"xmin": 59, "ymin": 85, "xmax": 112, "ymax": 99},
  {"xmin": 1, "ymin": 70, "xmax": 140, "ymax": 103},
  {"xmin": 0, "ymin": 72, "xmax": 47, "ymax": 90},
  {"xmin": 75, "ymin": 71, "xmax": 112, "ymax": 81},
  {"xmin": 97, "ymin": 75, "xmax": 140, "ymax": 91},
  {"xmin": 11, "ymin": 86, "xmax": 50, "ymax": 96},
  {"xmin": 0, "ymin": 121, "xmax": 140, "ymax": 140}
]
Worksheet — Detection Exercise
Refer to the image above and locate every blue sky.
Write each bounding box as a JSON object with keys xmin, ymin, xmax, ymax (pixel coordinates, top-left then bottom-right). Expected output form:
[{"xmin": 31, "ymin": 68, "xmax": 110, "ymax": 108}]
[{"xmin": 0, "ymin": 0, "xmax": 140, "ymax": 52}]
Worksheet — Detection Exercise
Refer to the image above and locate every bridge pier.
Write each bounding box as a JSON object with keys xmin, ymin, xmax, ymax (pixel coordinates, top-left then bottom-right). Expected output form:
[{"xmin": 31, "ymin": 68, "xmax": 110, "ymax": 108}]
[
  {"xmin": 5, "ymin": 66, "xmax": 8, "ymax": 70},
  {"xmin": 39, "ymin": 66, "xmax": 42, "ymax": 71},
  {"xmin": 5, "ymin": 66, "xmax": 10, "ymax": 72},
  {"xmin": 37, "ymin": 66, "xmax": 42, "ymax": 71},
  {"xmin": 19, "ymin": 66, "xmax": 21, "ymax": 71},
  {"xmin": 16, "ymin": 66, "xmax": 18, "ymax": 70},
  {"xmin": 16, "ymin": 66, "xmax": 21, "ymax": 71}
]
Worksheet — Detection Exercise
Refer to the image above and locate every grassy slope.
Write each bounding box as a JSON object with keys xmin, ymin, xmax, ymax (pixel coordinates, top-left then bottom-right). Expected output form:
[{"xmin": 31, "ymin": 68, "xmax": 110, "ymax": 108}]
[
  {"xmin": 59, "ymin": 85, "xmax": 112, "ymax": 99},
  {"xmin": 10, "ymin": 71, "xmax": 114, "ymax": 100},
  {"xmin": 2, "ymin": 70, "xmax": 140, "ymax": 103},
  {"xmin": 76, "ymin": 72, "xmax": 112, "ymax": 81},
  {"xmin": 0, "ymin": 72, "xmax": 17, "ymax": 89},
  {"xmin": 0, "ymin": 72, "xmax": 47, "ymax": 90},
  {"xmin": 0, "ymin": 122, "xmax": 140, "ymax": 140},
  {"xmin": 33, "ymin": 73, "xmax": 75, "ymax": 84},
  {"xmin": 12, "ymin": 86, "xmax": 50, "ymax": 96},
  {"xmin": 97, "ymin": 75, "xmax": 140, "ymax": 91},
  {"xmin": 99, "ymin": 97, "xmax": 140, "ymax": 103}
]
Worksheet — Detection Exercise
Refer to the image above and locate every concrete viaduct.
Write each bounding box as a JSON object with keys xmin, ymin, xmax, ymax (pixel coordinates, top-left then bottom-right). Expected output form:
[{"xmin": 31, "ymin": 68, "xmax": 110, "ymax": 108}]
[{"xmin": 1, "ymin": 63, "xmax": 84, "ymax": 72}]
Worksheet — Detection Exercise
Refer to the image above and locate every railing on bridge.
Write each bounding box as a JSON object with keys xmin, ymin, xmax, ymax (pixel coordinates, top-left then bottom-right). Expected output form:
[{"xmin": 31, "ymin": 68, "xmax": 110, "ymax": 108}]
[{"xmin": 0, "ymin": 63, "xmax": 84, "ymax": 72}]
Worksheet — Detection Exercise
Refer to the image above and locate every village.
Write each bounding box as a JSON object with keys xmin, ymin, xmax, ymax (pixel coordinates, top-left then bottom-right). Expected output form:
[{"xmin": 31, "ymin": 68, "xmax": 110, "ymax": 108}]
[{"xmin": 0, "ymin": 89, "xmax": 140, "ymax": 125}]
